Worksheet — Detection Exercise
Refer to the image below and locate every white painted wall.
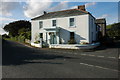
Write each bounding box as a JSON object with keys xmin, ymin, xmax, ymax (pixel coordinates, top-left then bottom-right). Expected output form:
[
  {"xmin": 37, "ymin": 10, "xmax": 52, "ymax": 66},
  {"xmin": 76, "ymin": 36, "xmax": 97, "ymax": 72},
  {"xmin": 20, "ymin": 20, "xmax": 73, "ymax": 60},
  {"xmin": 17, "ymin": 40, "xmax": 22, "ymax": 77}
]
[
  {"xmin": 31, "ymin": 21, "xmax": 40, "ymax": 43},
  {"xmin": 88, "ymin": 15, "xmax": 97, "ymax": 43},
  {"xmin": 31, "ymin": 14, "xmax": 97, "ymax": 45}
]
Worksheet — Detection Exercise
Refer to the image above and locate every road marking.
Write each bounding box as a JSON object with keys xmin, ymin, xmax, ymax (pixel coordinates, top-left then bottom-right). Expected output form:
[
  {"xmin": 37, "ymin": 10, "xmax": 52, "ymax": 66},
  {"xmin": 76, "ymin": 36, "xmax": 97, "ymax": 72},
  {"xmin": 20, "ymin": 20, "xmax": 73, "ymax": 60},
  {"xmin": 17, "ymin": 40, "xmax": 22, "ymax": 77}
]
[
  {"xmin": 80, "ymin": 63, "xmax": 94, "ymax": 67},
  {"xmin": 95, "ymin": 66, "xmax": 108, "ymax": 69},
  {"xmin": 108, "ymin": 57, "xmax": 116, "ymax": 59},
  {"xmin": 48, "ymin": 51, "xmax": 117, "ymax": 60},
  {"xmin": 97, "ymin": 56, "xmax": 104, "ymax": 58},
  {"xmin": 88, "ymin": 55, "xmax": 95, "ymax": 57},
  {"xmin": 79, "ymin": 62, "xmax": 119, "ymax": 72},
  {"xmin": 80, "ymin": 54, "xmax": 87, "ymax": 56}
]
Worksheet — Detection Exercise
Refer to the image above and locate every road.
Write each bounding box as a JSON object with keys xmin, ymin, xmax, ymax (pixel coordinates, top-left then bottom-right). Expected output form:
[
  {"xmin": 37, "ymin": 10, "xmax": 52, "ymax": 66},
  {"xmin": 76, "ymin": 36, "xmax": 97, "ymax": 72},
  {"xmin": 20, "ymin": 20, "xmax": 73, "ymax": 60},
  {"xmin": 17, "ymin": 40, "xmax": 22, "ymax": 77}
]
[{"xmin": 2, "ymin": 40, "xmax": 119, "ymax": 78}]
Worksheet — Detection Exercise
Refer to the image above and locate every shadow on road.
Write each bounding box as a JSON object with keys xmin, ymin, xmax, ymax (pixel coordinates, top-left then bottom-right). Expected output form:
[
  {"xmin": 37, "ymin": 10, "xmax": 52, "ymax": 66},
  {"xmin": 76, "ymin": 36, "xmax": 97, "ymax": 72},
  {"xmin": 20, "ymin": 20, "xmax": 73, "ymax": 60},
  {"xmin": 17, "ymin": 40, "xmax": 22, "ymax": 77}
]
[
  {"xmin": 2, "ymin": 40, "xmax": 73, "ymax": 65},
  {"xmin": 94, "ymin": 41, "xmax": 120, "ymax": 51}
]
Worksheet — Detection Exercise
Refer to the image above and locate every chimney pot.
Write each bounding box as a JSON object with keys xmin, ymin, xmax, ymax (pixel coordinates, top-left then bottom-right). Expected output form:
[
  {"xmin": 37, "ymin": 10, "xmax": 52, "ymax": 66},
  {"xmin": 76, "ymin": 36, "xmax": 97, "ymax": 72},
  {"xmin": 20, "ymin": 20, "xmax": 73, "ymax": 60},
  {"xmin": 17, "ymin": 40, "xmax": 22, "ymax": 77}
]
[
  {"xmin": 78, "ymin": 5, "xmax": 86, "ymax": 11},
  {"xmin": 43, "ymin": 11, "xmax": 47, "ymax": 14}
]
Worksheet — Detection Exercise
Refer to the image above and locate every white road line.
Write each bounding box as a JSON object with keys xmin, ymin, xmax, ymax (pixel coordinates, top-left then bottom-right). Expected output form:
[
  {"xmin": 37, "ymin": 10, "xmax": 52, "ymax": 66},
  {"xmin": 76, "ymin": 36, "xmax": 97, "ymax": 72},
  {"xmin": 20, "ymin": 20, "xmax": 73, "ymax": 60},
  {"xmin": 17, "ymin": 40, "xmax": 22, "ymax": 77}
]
[
  {"xmin": 80, "ymin": 62, "xmax": 119, "ymax": 72},
  {"xmin": 80, "ymin": 54, "xmax": 87, "ymax": 56},
  {"xmin": 95, "ymin": 66, "xmax": 108, "ymax": 69},
  {"xmin": 88, "ymin": 55, "xmax": 95, "ymax": 57},
  {"xmin": 97, "ymin": 56, "xmax": 104, "ymax": 58},
  {"xmin": 108, "ymin": 57, "xmax": 116, "ymax": 59},
  {"xmin": 80, "ymin": 63, "xmax": 94, "ymax": 67}
]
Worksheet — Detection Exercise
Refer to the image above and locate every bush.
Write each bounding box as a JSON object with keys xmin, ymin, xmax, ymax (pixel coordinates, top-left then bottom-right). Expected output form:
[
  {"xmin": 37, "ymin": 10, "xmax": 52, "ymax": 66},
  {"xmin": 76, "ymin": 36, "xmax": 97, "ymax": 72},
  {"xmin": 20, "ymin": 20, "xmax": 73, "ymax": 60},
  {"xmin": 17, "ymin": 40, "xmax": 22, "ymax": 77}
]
[
  {"xmin": 18, "ymin": 35, "xmax": 25, "ymax": 43},
  {"xmin": 80, "ymin": 41, "xmax": 89, "ymax": 45},
  {"xmin": 34, "ymin": 40, "xmax": 40, "ymax": 44},
  {"xmin": 68, "ymin": 39, "xmax": 76, "ymax": 44}
]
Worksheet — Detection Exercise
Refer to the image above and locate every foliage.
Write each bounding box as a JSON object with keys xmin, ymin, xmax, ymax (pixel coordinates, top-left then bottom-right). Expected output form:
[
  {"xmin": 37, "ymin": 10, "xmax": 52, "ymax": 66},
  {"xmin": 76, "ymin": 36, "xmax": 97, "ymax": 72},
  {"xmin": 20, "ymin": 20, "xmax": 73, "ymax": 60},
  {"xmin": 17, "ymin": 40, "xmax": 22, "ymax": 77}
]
[
  {"xmin": 106, "ymin": 24, "xmax": 112, "ymax": 29},
  {"xmin": 0, "ymin": 35, "xmax": 1, "ymax": 38},
  {"xmin": 18, "ymin": 35, "xmax": 26, "ymax": 43},
  {"xmin": 2, "ymin": 34, "xmax": 10, "ymax": 39},
  {"xmin": 18, "ymin": 28, "xmax": 31, "ymax": 40},
  {"xmin": 68, "ymin": 38, "xmax": 76, "ymax": 44},
  {"xmin": 0, "ymin": 35, "xmax": 2, "ymax": 40},
  {"xmin": 3, "ymin": 20, "xmax": 31, "ymax": 37},
  {"xmin": 35, "ymin": 33, "xmax": 39, "ymax": 41},
  {"xmin": 80, "ymin": 41, "xmax": 89, "ymax": 45},
  {"xmin": 34, "ymin": 40, "xmax": 40, "ymax": 44},
  {"xmin": 3, "ymin": 20, "xmax": 31, "ymax": 43},
  {"xmin": 107, "ymin": 22, "xmax": 120, "ymax": 40}
]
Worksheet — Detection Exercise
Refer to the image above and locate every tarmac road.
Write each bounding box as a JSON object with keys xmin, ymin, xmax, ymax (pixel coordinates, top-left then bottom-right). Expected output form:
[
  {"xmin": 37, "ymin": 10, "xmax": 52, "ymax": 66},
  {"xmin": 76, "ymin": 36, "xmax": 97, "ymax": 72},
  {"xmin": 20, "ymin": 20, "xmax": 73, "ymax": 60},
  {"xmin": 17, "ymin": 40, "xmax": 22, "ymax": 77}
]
[{"xmin": 2, "ymin": 40, "xmax": 119, "ymax": 78}]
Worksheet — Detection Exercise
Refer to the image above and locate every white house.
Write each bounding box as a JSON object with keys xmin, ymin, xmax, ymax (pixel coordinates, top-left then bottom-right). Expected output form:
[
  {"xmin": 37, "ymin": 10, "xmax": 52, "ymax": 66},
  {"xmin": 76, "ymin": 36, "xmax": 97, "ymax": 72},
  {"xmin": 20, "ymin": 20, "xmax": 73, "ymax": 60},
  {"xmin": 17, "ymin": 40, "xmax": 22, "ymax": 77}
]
[{"xmin": 31, "ymin": 5, "xmax": 99, "ymax": 48}]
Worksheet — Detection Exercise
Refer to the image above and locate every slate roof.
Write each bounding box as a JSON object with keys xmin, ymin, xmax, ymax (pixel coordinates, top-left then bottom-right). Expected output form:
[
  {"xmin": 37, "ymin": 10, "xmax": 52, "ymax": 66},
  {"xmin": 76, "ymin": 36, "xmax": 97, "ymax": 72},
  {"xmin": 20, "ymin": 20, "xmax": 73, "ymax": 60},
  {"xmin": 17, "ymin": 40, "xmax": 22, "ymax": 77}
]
[
  {"xmin": 96, "ymin": 18, "xmax": 106, "ymax": 24},
  {"xmin": 31, "ymin": 9, "xmax": 89, "ymax": 20}
]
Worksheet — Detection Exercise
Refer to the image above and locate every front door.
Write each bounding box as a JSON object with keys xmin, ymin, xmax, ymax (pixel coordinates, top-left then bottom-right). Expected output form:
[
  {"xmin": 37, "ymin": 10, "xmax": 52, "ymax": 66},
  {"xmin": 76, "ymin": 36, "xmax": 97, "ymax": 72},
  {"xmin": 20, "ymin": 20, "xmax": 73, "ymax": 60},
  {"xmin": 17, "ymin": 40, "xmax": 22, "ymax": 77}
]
[{"xmin": 50, "ymin": 33, "xmax": 57, "ymax": 44}]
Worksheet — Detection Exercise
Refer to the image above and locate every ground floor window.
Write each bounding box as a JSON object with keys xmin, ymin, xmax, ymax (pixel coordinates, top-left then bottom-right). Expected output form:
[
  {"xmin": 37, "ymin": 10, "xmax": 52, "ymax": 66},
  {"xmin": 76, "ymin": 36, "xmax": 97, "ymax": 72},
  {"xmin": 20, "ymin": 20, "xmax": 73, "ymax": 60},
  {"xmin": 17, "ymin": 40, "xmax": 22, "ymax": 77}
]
[
  {"xmin": 40, "ymin": 33, "xmax": 43, "ymax": 38},
  {"xmin": 70, "ymin": 32, "xmax": 75, "ymax": 39},
  {"xmin": 68, "ymin": 32, "xmax": 76, "ymax": 44}
]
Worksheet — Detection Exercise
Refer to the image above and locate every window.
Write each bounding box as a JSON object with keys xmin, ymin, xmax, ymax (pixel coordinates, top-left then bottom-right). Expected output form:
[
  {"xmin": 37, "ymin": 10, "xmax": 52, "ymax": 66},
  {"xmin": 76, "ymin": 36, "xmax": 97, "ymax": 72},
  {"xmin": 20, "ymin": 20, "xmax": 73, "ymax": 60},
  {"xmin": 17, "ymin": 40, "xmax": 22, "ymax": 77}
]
[
  {"xmin": 70, "ymin": 32, "xmax": 75, "ymax": 39},
  {"xmin": 69, "ymin": 18, "xmax": 75, "ymax": 27},
  {"xmin": 40, "ymin": 33, "xmax": 43, "ymax": 38},
  {"xmin": 39, "ymin": 21, "xmax": 43, "ymax": 28},
  {"xmin": 52, "ymin": 20, "xmax": 56, "ymax": 26}
]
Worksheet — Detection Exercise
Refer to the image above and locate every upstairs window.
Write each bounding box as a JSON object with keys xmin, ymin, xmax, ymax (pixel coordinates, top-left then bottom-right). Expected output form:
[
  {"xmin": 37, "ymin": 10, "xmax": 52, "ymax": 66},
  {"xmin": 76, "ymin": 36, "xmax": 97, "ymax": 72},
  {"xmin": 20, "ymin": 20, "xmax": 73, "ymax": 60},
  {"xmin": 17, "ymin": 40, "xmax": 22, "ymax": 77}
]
[
  {"xmin": 52, "ymin": 20, "xmax": 56, "ymax": 26},
  {"xmin": 39, "ymin": 21, "xmax": 43, "ymax": 28},
  {"xmin": 69, "ymin": 18, "xmax": 75, "ymax": 27}
]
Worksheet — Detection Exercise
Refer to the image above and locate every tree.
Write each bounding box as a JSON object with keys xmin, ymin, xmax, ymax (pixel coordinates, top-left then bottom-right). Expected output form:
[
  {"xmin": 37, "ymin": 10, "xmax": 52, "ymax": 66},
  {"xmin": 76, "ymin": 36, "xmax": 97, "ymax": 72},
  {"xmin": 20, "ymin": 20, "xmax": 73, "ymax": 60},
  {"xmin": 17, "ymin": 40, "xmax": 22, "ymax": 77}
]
[
  {"xmin": 2, "ymin": 34, "xmax": 10, "ymax": 39},
  {"xmin": 3, "ymin": 20, "xmax": 31, "ymax": 37},
  {"xmin": 18, "ymin": 28, "xmax": 31, "ymax": 40},
  {"xmin": 107, "ymin": 22, "xmax": 120, "ymax": 40}
]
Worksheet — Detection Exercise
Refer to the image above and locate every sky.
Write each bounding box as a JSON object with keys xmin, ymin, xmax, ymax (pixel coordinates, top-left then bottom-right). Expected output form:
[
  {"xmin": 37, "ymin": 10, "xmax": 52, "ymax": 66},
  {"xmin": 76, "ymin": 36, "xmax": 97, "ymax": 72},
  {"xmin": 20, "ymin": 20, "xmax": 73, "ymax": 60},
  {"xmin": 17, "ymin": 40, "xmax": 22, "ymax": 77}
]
[{"xmin": 0, "ymin": 1, "xmax": 119, "ymax": 35}]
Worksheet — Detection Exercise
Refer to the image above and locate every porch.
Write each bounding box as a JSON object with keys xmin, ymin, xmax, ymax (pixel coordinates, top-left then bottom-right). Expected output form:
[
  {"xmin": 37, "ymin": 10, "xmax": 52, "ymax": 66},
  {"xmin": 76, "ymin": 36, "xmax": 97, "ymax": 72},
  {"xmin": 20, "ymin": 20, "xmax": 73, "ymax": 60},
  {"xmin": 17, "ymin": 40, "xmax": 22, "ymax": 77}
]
[{"xmin": 44, "ymin": 27, "xmax": 60, "ymax": 45}]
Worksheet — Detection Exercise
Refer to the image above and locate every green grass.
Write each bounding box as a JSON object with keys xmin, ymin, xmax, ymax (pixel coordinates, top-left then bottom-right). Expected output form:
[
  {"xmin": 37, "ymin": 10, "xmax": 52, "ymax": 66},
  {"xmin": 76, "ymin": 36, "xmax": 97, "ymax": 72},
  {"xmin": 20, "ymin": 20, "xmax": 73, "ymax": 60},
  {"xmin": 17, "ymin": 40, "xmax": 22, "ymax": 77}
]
[{"xmin": 4, "ymin": 36, "xmax": 25, "ymax": 43}]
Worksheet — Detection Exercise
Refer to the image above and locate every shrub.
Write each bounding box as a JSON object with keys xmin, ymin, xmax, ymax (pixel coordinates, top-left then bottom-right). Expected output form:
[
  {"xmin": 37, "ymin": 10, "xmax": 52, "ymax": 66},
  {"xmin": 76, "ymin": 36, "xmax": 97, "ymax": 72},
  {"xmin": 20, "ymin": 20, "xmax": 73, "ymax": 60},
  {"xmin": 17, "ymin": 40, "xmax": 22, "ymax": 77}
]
[
  {"xmin": 80, "ymin": 41, "xmax": 89, "ymax": 45},
  {"xmin": 34, "ymin": 40, "xmax": 40, "ymax": 44},
  {"xmin": 68, "ymin": 39, "xmax": 76, "ymax": 44}
]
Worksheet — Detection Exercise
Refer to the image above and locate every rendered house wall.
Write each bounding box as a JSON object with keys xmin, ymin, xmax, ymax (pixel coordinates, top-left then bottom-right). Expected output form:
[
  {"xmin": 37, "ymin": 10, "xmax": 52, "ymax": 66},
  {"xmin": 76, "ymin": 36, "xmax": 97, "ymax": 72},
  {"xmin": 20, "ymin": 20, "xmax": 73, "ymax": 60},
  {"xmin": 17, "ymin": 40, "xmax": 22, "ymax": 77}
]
[
  {"xmin": 88, "ymin": 15, "xmax": 97, "ymax": 43},
  {"xmin": 31, "ymin": 14, "xmax": 97, "ymax": 44}
]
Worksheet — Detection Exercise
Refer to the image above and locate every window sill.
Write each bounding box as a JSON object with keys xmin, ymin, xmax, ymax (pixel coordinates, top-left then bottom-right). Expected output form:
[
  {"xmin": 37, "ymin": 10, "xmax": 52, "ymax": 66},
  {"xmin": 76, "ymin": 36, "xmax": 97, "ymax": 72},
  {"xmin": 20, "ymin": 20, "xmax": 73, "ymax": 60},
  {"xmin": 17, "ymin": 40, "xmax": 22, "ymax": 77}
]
[
  {"xmin": 69, "ymin": 26, "xmax": 76, "ymax": 28},
  {"xmin": 39, "ymin": 28, "xmax": 43, "ymax": 29}
]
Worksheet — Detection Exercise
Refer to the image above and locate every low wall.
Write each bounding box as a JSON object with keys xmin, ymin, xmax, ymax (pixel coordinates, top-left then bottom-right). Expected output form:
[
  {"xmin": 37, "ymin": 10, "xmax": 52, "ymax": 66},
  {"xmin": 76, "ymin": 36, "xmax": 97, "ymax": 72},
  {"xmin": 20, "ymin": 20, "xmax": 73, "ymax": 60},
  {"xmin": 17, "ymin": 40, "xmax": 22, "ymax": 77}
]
[
  {"xmin": 31, "ymin": 43, "xmax": 42, "ymax": 48},
  {"xmin": 49, "ymin": 44, "xmax": 79, "ymax": 49},
  {"xmin": 49, "ymin": 43, "xmax": 100, "ymax": 49}
]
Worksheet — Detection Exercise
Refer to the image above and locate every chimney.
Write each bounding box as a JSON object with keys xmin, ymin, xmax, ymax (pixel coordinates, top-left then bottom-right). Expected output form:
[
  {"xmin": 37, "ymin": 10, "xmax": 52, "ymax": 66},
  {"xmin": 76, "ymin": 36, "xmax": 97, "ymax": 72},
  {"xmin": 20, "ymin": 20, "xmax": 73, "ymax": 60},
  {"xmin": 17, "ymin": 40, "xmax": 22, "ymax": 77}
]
[
  {"xmin": 78, "ymin": 5, "xmax": 86, "ymax": 11},
  {"xmin": 43, "ymin": 11, "xmax": 47, "ymax": 14}
]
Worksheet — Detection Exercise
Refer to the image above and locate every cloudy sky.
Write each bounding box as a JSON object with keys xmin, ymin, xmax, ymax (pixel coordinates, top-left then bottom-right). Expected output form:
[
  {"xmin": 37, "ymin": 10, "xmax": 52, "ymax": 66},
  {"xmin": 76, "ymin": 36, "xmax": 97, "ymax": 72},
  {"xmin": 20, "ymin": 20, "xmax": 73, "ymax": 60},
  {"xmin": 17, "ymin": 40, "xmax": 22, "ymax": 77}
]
[{"xmin": 0, "ymin": 1, "xmax": 118, "ymax": 35}]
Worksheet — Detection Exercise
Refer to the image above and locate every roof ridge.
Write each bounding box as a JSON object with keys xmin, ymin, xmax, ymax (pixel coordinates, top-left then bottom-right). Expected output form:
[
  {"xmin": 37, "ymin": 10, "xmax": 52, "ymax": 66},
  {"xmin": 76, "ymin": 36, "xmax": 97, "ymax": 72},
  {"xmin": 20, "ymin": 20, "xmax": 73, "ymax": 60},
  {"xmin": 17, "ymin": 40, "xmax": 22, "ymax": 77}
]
[
  {"xmin": 76, "ymin": 9, "xmax": 89, "ymax": 14},
  {"xmin": 47, "ymin": 9, "xmax": 77, "ymax": 14},
  {"xmin": 47, "ymin": 8, "xmax": 89, "ymax": 14},
  {"xmin": 31, "ymin": 8, "xmax": 89, "ymax": 20}
]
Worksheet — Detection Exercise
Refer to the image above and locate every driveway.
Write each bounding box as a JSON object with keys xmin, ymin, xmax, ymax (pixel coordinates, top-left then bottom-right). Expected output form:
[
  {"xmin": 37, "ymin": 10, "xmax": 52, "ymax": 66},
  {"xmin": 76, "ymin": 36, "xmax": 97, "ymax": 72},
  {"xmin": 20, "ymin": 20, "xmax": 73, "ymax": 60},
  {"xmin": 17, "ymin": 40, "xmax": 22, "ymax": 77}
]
[{"xmin": 2, "ymin": 40, "xmax": 119, "ymax": 78}]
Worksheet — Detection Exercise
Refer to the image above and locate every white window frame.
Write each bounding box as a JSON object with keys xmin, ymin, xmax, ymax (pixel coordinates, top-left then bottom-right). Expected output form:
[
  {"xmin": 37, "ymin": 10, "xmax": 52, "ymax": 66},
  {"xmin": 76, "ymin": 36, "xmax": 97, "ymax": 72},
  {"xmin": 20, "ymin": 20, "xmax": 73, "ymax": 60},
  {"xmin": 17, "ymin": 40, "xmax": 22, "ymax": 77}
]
[
  {"xmin": 52, "ymin": 20, "xmax": 57, "ymax": 27},
  {"xmin": 39, "ymin": 21, "xmax": 43, "ymax": 29},
  {"xmin": 69, "ymin": 18, "xmax": 76, "ymax": 27}
]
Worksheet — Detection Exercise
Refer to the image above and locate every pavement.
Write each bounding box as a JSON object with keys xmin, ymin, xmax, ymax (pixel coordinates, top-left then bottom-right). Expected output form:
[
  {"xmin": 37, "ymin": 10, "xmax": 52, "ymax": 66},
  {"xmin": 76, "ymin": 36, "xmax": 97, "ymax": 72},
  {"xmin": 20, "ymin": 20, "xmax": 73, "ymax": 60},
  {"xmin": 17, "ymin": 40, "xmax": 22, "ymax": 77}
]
[{"xmin": 2, "ymin": 40, "xmax": 120, "ymax": 78}]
